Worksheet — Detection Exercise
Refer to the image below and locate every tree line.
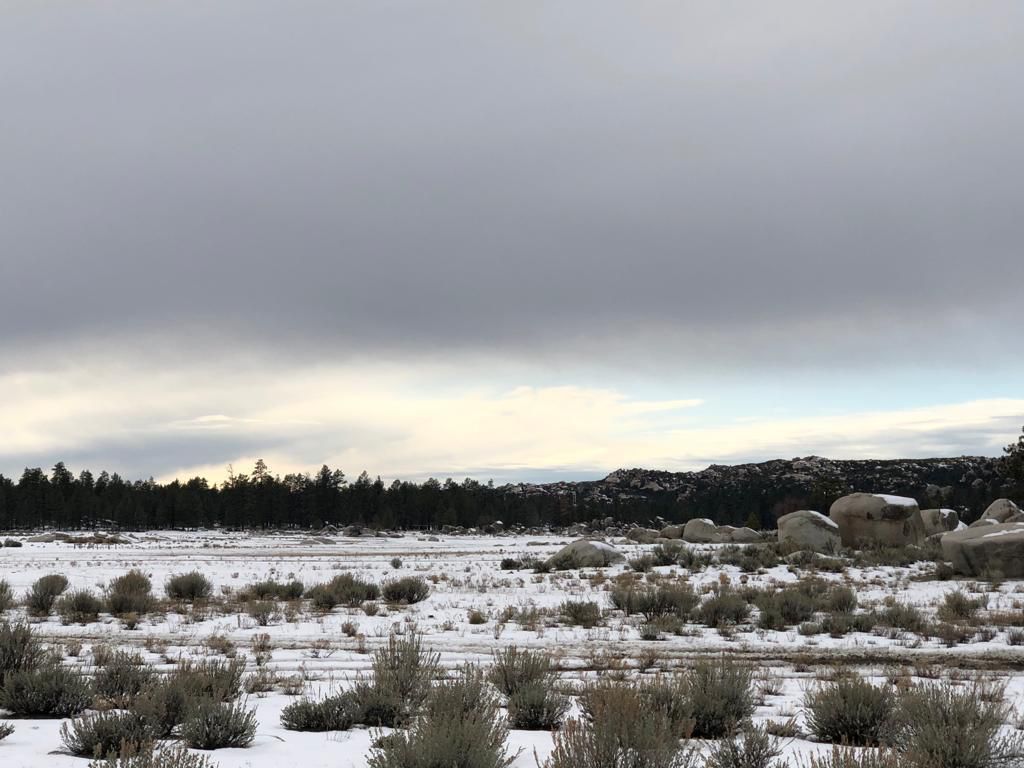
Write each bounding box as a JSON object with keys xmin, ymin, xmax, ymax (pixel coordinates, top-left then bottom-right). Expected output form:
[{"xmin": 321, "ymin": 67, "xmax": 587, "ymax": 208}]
[
  {"xmin": 1, "ymin": 428, "xmax": 1021, "ymax": 532},
  {"xmin": 0, "ymin": 459, "xmax": 630, "ymax": 532}
]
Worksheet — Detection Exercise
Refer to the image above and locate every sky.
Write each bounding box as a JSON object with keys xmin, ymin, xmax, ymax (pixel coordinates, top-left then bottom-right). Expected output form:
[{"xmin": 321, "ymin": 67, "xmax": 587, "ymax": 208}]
[{"xmin": 1, "ymin": 1, "xmax": 1023, "ymax": 485}]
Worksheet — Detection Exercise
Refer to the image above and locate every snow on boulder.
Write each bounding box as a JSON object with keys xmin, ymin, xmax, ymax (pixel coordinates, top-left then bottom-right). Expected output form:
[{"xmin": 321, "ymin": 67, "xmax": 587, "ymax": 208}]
[
  {"xmin": 919, "ymin": 508, "xmax": 961, "ymax": 538},
  {"xmin": 548, "ymin": 538, "xmax": 625, "ymax": 569},
  {"xmin": 777, "ymin": 510, "xmax": 841, "ymax": 554},
  {"xmin": 942, "ymin": 522, "xmax": 1024, "ymax": 577},
  {"xmin": 971, "ymin": 499, "xmax": 1023, "ymax": 527},
  {"xmin": 828, "ymin": 492, "xmax": 925, "ymax": 547}
]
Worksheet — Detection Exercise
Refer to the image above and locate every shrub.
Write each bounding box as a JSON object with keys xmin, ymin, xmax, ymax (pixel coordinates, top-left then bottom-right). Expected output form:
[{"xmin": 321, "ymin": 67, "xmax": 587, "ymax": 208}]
[
  {"xmin": 390, "ymin": 557, "xmax": 403, "ymax": 569},
  {"xmin": 652, "ymin": 543, "xmax": 683, "ymax": 566},
  {"xmin": 825, "ymin": 585, "xmax": 858, "ymax": 614},
  {"xmin": 937, "ymin": 590, "xmax": 986, "ymax": 623},
  {"xmin": 132, "ymin": 676, "xmax": 191, "ymax": 738},
  {"xmin": 0, "ymin": 662, "xmax": 93, "ymax": 717},
  {"xmin": 173, "ymin": 659, "xmax": 245, "ymax": 702},
  {"xmin": 0, "ymin": 580, "xmax": 13, "ymax": 612},
  {"xmin": 61, "ymin": 710, "xmax": 154, "ymax": 757},
  {"xmin": 613, "ymin": 583, "xmax": 698, "ymax": 621},
  {"xmin": 26, "ymin": 574, "xmax": 69, "ymax": 616},
  {"xmin": 353, "ymin": 632, "xmax": 439, "ymax": 727},
  {"xmin": 628, "ymin": 554, "xmax": 656, "ymax": 572},
  {"xmin": 560, "ymin": 600, "xmax": 602, "ymax": 628},
  {"xmin": 57, "ymin": 588, "xmax": 104, "ymax": 624},
  {"xmin": 382, "ymin": 576, "xmax": 430, "ymax": 605},
  {"xmin": 488, "ymin": 646, "xmax": 553, "ymax": 697},
  {"xmin": 892, "ymin": 680, "xmax": 1024, "ymax": 768},
  {"xmin": 680, "ymin": 657, "xmax": 755, "ymax": 738},
  {"xmin": 507, "ymin": 682, "xmax": 569, "ymax": 730},
  {"xmin": 0, "ymin": 622, "xmax": 44, "ymax": 688},
  {"xmin": 107, "ymin": 570, "xmax": 156, "ymax": 617},
  {"xmin": 281, "ymin": 692, "xmax": 360, "ymax": 731},
  {"xmin": 306, "ymin": 573, "xmax": 380, "ymax": 609},
  {"xmin": 367, "ymin": 666, "xmax": 514, "ymax": 768},
  {"xmin": 246, "ymin": 600, "xmax": 277, "ymax": 626},
  {"xmin": 165, "ymin": 572, "xmax": 212, "ymax": 601},
  {"xmin": 804, "ymin": 676, "xmax": 896, "ymax": 747},
  {"xmin": 86, "ymin": 742, "xmax": 218, "ymax": 768},
  {"xmin": 548, "ymin": 680, "xmax": 692, "ymax": 768},
  {"xmin": 705, "ymin": 725, "xmax": 783, "ymax": 768},
  {"xmin": 878, "ymin": 603, "xmax": 925, "ymax": 634},
  {"xmin": 805, "ymin": 747, "xmax": 906, "ymax": 768},
  {"xmin": 93, "ymin": 652, "xmax": 154, "ymax": 706},
  {"xmin": 0, "ymin": 721, "xmax": 12, "ymax": 741},
  {"xmin": 699, "ymin": 589, "xmax": 750, "ymax": 628},
  {"xmin": 2, "ymin": 539, "xmax": 21, "ymax": 548},
  {"xmin": 180, "ymin": 699, "xmax": 257, "ymax": 750},
  {"xmin": 499, "ymin": 558, "xmax": 523, "ymax": 570},
  {"xmin": 239, "ymin": 579, "xmax": 303, "ymax": 601}
]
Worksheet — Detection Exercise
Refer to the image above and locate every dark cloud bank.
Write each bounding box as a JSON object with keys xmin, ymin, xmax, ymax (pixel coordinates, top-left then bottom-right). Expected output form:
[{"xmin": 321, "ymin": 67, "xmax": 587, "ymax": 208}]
[{"xmin": 1, "ymin": 1, "xmax": 1022, "ymax": 368}]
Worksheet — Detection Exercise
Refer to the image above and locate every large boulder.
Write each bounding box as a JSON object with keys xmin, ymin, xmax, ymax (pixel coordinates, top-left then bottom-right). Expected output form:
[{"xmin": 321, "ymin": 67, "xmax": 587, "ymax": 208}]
[
  {"xmin": 626, "ymin": 527, "xmax": 661, "ymax": 544},
  {"xmin": 660, "ymin": 525, "xmax": 685, "ymax": 540},
  {"xmin": 548, "ymin": 538, "xmax": 625, "ymax": 569},
  {"xmin": 728, "ymin": 527, "xmax": 763, "ymax": 544},
  {"xmin": 777, "ymin": 510, "xmax": 841, "ymax": 554},
  {"xmin": 919, "ymin": 508, "xmax": 961, "ymax": 538},
  {"xmin": 683, "ymin": 518, "xmax": 722, "ymax": 543},
  {"xmin": 941, "ymin": 522, "xmax": 1024, "ymax": 577},
  {"xmin": 970, "ymin": 499, "xmax": 1023, "ymax": 527},
  {"xmin": 828, "ymin": 493, "xmax": 925, "ymax": 547}
]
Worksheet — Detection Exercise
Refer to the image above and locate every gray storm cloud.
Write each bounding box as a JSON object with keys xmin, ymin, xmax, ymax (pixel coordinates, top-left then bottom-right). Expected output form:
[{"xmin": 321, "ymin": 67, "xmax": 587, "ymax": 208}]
[{"xmin": 1, "ymin": 1, "xmax": 1022, "ymax": 368}]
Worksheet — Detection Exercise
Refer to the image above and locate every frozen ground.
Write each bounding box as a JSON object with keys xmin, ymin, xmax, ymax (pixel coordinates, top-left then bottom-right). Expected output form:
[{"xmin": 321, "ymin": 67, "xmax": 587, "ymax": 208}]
[{"xmin": 2, "ymin": 530, "xmax": 1024, "ymax": 766}]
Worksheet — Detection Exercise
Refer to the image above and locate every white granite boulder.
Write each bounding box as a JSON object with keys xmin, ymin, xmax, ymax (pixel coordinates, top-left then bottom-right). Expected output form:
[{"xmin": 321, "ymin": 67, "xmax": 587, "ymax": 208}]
[
  {"xmin": 778, "ymin": 510, "xmax": 841, "ymax": 554},
  {"xmin": 829, "ymin": 493, "xmax": 925, "ymax": 547}
]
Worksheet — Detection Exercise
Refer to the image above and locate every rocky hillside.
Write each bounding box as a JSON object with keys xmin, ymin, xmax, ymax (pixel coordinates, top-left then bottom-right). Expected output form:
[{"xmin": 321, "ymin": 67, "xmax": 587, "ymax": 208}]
[{"xmin": 503, "ymin": 455, "xmax": 1016, "ymax": 527}]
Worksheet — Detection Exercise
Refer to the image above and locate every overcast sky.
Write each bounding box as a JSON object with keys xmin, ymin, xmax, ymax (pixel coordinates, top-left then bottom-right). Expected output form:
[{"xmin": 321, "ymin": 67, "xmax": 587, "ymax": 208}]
[{"xmin": 1, "ymin": 1, "xmax": 1022, "ymax": 484}]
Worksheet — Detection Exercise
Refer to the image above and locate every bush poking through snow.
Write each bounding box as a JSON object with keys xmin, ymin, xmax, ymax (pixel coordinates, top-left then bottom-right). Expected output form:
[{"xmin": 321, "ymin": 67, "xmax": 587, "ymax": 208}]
[
  {"xmin": 381, "ymin": 576, "xmax": 430, "ymax": 605},
  {"xmin": 0, "ymin": 662, "xmax": 93, "ymax": 717},
  {"xmin": 106, "ymin": 570, "xmax": 157, "ymax": 617},
  {"xmin": 0, "ymin": 721, "xmax": 13, "ymax": 741},
  {"xmin": 180, "ymin": 699, "xmax": 257, "ymax": 750},
  {"xmin": 93, "ymin": 652, "xmax": 154, "ymax": 706},
  {"xmin": 804, "ymin": 747, "xmax": 906, "ymax": 768},
  {"xmin": 61, "ymin": 710, "xmax": 154, "ymax": 757},
  {"xmin": 57, "ymin": 589, "xmax": 104, "ymax": 625},
  {"xmin": 305, "ymin": 574, "xmax": 380, "ymax": 610},
  {"xmin": 165, "ymin": 572, "xmax": 213, "ymax": 602},
  {"xmin": 0, "ymin": 580, "xmax": 13, "ymax": 613},
  {"xmin": 506, "ymin": 681, "xmax": 569, "ymax": 730},
  {"xmin": 488, "ymin": 646, "xmax": 553, "ymax": 697},
  {"xmin": 86, "ymin": 742, "xmax": 219, "ymax": 768},
  {"xmin": 803, "ymin": 675, "xmax": 896, "ymax": 747},
  {"xmin": 891, "ymin": 679, "xmax": 1024, "ymax": 768},
  {"xmin": 367, "ymin": 665, "xmax": 514, "ymax": 768},
  {"xmin": 548, "ymin": 680, "xmax": 693, "ymax": 768},
  {"xmin": 705, "ymin": 725, "xmax": 784, "ymax": 768},
  {"xmin": 280, "ymin": 692, "xmax": 360, "ymax": 731},
  {"xmin": 26, "ymin": 574, "xmax": 69, "ymax": 616},
  {"xmin": 0, "ymin": 622, "xmax": 44, "ymax": 689},
  {"xmin": 559, "ymin": 600, "xmax": 602, "ymax": 628},
  {"xmin": 353, "ymin": 631, "xmax": 439, "ymax": 727},
  {"xmin": 679, "ymin": 657, "xmax": 755, "ymax": 738}
]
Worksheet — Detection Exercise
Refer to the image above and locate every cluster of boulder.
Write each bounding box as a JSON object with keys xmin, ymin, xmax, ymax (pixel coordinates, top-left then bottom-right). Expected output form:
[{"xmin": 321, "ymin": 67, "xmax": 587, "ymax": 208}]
[
  {"xmin": 543, "ymin": 494, "xmax": 1022, "ymax": 578},
  {"xmin": 625, "ymin": 520, "xmax": 762, "ymax": 545}
]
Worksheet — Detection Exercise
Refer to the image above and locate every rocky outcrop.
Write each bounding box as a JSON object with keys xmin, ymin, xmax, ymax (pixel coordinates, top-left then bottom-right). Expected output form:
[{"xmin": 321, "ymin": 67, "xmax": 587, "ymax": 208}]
[
  {"xmin": 548, "ymin": 539, "xmax": 625, "ymax": 569},
  {"xmin": 919, "ymin": 508, "xmax": 961, "ymax": 538},
  {"xmin": 626, "ymin": 527, "xmax": 661, "ymax": 544},
  {"xmin": 728, "ymin": 527, "xmax": 763, "ymax": 544},
  {"xmin": 971, "ymin": 499, "xmax": 1022, "ymax": 526},
  {"xmin": 683, "ymin": 518, "xmax": 721, "ymax": 543},
  {"xmin": 777, "ymin": 510, "xmax": 841, "ymax": 554},
  {"xmin": 941, "ymin": 523, "xmax": 1024, "ymax": 577},
  {"xmin": 829, "ymin": 493, "xmax": 925, "ymax": 547},
  {"xmin": 659, "ymin": 525, "xmax": 685, "ymax": 540}
]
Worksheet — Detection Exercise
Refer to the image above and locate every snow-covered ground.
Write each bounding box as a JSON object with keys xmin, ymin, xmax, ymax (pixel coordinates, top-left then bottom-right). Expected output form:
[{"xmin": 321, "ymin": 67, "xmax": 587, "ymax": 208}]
[{"xmin": 2, "ymin": 530, "xmax": 1024, "ymax": 766}]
